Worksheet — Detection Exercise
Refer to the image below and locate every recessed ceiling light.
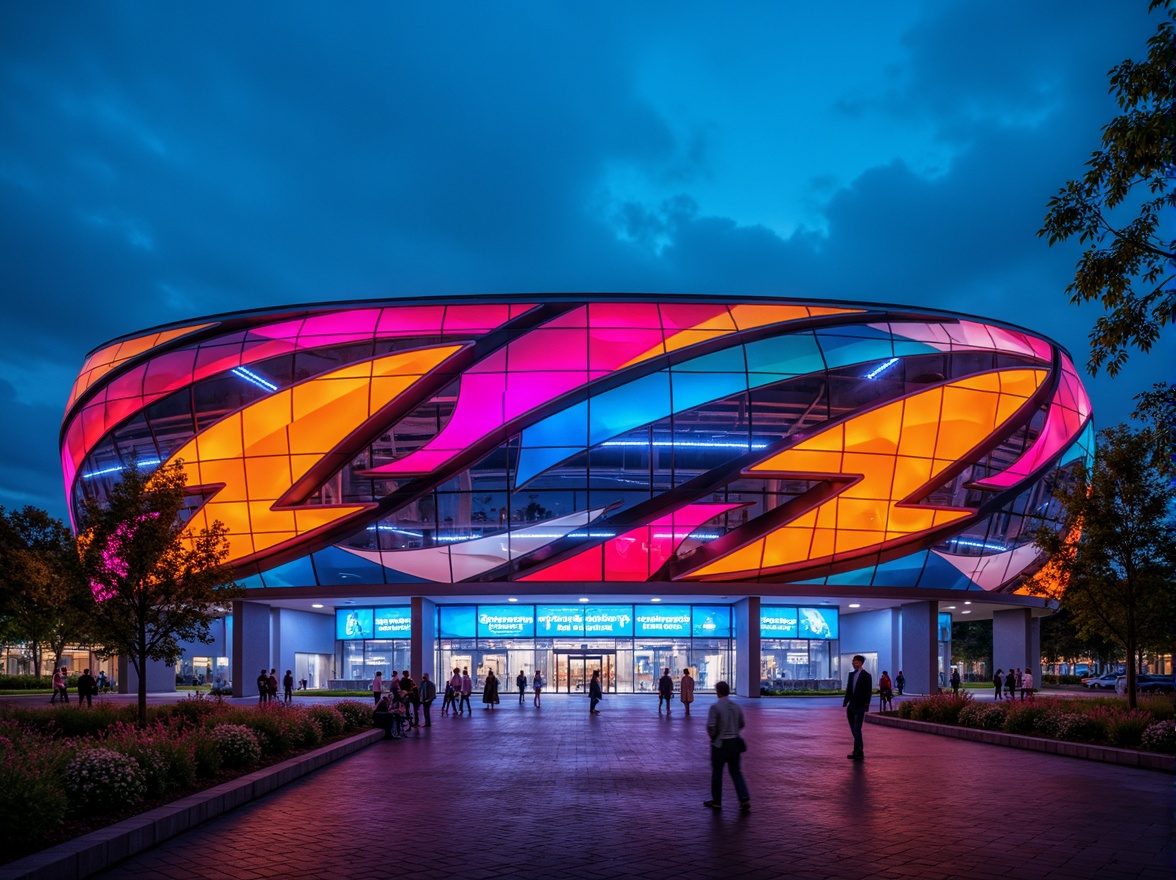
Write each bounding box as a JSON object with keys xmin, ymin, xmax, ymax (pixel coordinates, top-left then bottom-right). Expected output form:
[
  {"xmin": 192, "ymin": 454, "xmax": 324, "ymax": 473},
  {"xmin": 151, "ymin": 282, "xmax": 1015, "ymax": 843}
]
[
  {"xmin": 946, "ymin": 606, "xmax": 956, "ymax": 610},
  {"xmin": 579, "ymin": 597, "xmax": 589, "ymax": 603},
  {"xmin": 344, "ymin": 600, "xmax": 356, "ymax": 605},
  {"xmin": 962, "ymin": 610, "xmax": 972, "ymax": 614},
  {"xmin": 651, "ymin": 597, "xmax": 661, "ymax": 602},
  {"xmin": 312, "ymin": 603, "xmax": 323, "ymax": 609},
  {"xmin": 848, "ymin": 603, "xmax": 861, "ymax": 608},
  {"xmin": 508, "ymin": 597, "xmax": 518, "ymax": 603},
  {"xmin": 964, "ymin": 601, "xmax": 972, "ymax": 605}
]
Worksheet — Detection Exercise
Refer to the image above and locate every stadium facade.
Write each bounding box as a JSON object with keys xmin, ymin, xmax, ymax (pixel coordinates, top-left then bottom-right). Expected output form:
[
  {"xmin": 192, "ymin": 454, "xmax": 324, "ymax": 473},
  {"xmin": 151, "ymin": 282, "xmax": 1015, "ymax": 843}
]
[{"xmin": 62, "ymin": 295, "xmax": 1091, "ymax": 696}]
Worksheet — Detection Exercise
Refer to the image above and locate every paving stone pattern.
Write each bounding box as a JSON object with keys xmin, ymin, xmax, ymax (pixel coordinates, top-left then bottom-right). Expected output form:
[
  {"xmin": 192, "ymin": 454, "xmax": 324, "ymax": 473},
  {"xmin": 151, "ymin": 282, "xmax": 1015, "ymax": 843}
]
[{"xmin": 93, "ymin": 695, "xmax": 1172, "ymax": 880}]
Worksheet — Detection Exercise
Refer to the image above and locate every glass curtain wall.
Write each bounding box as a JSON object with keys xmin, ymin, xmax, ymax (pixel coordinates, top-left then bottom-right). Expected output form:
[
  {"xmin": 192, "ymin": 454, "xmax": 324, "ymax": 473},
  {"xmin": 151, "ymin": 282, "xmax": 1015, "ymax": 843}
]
[{"xmin": 760, "ymin": 639, "xmax": 837, "ymax": 688}]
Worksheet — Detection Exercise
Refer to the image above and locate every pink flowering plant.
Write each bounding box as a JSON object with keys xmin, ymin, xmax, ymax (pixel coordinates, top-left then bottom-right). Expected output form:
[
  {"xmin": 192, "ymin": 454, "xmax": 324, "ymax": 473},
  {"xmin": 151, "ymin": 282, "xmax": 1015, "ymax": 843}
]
[
  {"xmin": 65, "ymin": 747, "xmax": 147, "ymax": 809},
  {"xmin": 209, "ymin": 723, "xmax": 262, "ymax": 768}
]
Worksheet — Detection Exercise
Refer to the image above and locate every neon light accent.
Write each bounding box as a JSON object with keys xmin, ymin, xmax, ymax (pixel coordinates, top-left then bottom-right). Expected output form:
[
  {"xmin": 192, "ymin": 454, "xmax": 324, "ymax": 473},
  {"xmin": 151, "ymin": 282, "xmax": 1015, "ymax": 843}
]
[
  {"xmin": 865, "ymin": 358, "xmax": 900, "ymax": 379},
  {"xmin": 163, "ymin": 345, "xmax": 462, "ymax": 566},
  {"xmin": 686, "ymin": 369, "xmax": 1047, "ymax": 579},
  {"xmin": 231, "ymin": 367, "xmax": 278, "ymax": 392},
  {"xmin": 339, "ymin": 508, "xmax": 607, "ymax": 582},
  {"xmin": 81, "ymin": 458, "xmax": 161, "ymax": 480},
  {"xmin": 520, "ymin": 503, "xmax": 739, "ymax": 581}
]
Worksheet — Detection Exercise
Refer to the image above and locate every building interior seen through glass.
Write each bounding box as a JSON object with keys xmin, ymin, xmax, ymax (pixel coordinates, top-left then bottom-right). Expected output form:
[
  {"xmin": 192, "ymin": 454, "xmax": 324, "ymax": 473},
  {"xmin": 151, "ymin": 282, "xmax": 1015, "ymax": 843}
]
[{"xmin": 760, "ymin": 640, "xmax": 836, "ymax": 688}]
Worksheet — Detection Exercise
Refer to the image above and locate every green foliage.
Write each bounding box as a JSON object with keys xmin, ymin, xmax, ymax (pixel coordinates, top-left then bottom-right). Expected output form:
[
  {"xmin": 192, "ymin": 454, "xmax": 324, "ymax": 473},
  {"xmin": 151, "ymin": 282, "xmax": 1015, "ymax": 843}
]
[
  {"xmin": 187, "ymin": 729, "xmax": 224, "ymax": 776},
  {"xmin": 0, "ymin": 723, "xmax": 69, "ymax": 857},
  {"xmin": 950, "ymin": 620, "xmax": 992, "ymax": 670},
  {"xmin": 1001, "ymin": 703, "xmax": 1052, "ymax": 735},
  {"xmin": 1039, "ymin": 1, "xmax": 1175, "ymax": 376},
  {"xmin": 292, "ymin": 713, "xmax": 323, "ymax": 749},
  {"xmin": 334, "ymin": 699, "xmax": 376, "ymax": 730},
  {"xmin": 958, "ymin": 702, "xmax": 1007, "ymax": 730},
  {"xmin": 308, "ymin": 705, "xmax": 346, "ymax": 737},
  {"xmin": 209, "ymin": 724, "xmax": 262, "ymax": 768},
  {"xmin": 1140, "ymin": 720, "xmax": 1176, "ymax": 752},
  {"xmin": 65, "ymin": 747, "xmax": 146, "ymax": 809},
  {"xmin": 898, "ymin": 693, "xmax": 971, "ymax": 724},
  {"xmin": 1054, "ymin": 713, "xmax": 1105, "ymax": 743}
]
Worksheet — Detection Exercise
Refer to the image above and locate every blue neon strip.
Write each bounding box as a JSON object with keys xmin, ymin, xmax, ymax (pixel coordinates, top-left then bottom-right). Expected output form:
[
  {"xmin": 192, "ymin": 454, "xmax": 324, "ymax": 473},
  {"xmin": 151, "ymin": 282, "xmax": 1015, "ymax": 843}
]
[{"xmin": 232, "ymin": 366, "xmax": 278, "ymax": 392}]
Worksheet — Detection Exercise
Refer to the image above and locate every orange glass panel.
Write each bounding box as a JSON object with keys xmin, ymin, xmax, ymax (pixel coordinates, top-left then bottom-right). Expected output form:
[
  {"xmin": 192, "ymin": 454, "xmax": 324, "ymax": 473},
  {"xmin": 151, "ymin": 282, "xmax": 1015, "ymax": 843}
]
[
  {"xmin": 885, "ymin": 506, "xmax": 937, "ymax": 534},
  {"xmin": 195, "ymin": 417, "xmax": 243, "ymax": 462},
  {"xmin": 195, "ymin": 459, "xmax": 248, "ymax": 502},
  {"xmin": 244, "ymin": 456, "xmax": 294, "ymax": 501},
  {"xmin": 243, "ymin": 395, "xmax": 295, "ymax": 457},
  {"xmin": 999, "ymin": 369, "xmax": 1046, "ymax": 399},
  {"xmin": 840, "ymin": 454, "xmax": 896, "ymax": 499},
  {"xmin": 808, "ymin": 527, "xmax": 836, "ymax": 560},
  {"xmin": 753, "ymin": 448, "xmax": 843, "ymax": 476},
  {"xmin": 837, "ymin": 499, "xmax": 887, "ymax": 533},
  {"xmin": 293, "ymin": 506, "xmax": 366, "ymax": 534},
  {"xmin": 249, "ymin": 501, "xmax": 295, "ymax": 532},
  {"xmin": 896, "ymin": 391, "xmax": 943, "ymax": 458},
  {"xmin": 892, "ymin": 455, "xmax": 935, "ymax": 496},
  {"xmin": 690, "ymin": 541, "xmax": 765, "ymax": 578},
  {"xmin": 798, "ymin": 423, "xmax": 845, "ymax": 452},
  {"xmin": 844, "ymin": 406, "xmax": 902, "ymax": 452}
]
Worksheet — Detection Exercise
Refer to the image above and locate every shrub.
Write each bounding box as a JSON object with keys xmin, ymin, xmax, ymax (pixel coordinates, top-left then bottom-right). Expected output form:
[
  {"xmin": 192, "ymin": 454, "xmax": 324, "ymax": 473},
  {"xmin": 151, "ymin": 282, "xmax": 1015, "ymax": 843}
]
[
  {"xmin": 1137, "ymin": 694, "xmax": 1175, "ymax": 722},
  {"xmin": 1102, "ymin": 708, "xmax": 1154, "ymax": 748},
  {"xmin": 0, "ymin": 674, "xmax": 55, "ymax": 691},
  {"xmin": 0, "ymin": 727, "xmax": 69, "ymax": 856},
  {"xmin": 209, "ymin": 724, "xmax": 262, "ymax": 768},
  {"xmin": 65, "ymin": 747, "xmax": 146, "ymax": 810},
  {"xmin": 901, "ymin": 693, "xmax": 971, "ymax": 724},
  {"xmin": 292, "ymin": 713, "xmax": 324, "ymax": 749},
  {"xmin": 1140, "ymin": 720, "xmax": 1176, "ymax": 753},
  {"xmin": 1054, "ymin": 713, "xmax": 1105, "ymax": 743},
  {"xmin": 188, "ymin": 729, "xmax": 224, "ymax": 777},
  {"xmin": 309, "ymin": 705, "xmax": 346, "ymax": 738},
  {"xmin": 158, "ymin": 694, "xmax": 225, "ymax": 729},
  {"xmin": 101, "ymin": 723, "xmax": 171, "ymax": 797},
  {"xmin": 334, "ymin": 700, "xmax": 372, "ymax": 731},
  {"xmin": 1031, "ymin": 709, "xmax": 1065, "ymax": 738}
]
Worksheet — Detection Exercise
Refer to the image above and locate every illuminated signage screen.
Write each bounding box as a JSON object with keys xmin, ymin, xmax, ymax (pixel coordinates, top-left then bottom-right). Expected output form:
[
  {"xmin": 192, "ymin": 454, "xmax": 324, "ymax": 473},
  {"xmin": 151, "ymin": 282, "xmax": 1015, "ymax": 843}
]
[
  {"xmin": 477, "ymin": 604, "xmax": 535, "ymax": 638},
  {"xmin": 374, "ymin": 606, "xmax": 412, "ymax": 637},
  {"xmin": 797, "ymin": 607, "xmax": 839, "ymax": 640},
  {"xmin": 336, "ymin": 608, "xmax": 373, "ymax": 640},
  {"xmin": 585, "ymin": 605, "xmax": 634, "ymax": 637},
  {"xmin": 439, "ymin": 605, "xmax": 476, "ymax": 638},
  {"xmin": 634, "ymin": 605, "xmax": 692, "ymax": 637},
  {"xmin": 761, "ymin": 607, "xmax": 799, "ymax": 637},
  {"xmin": 537, "ymin": 605, "xmax": 584, "ymax": 637},
  {"xmin": 692, "ymin": 605, "xmax": 731, "ymax": 638},
  {"xmin": 938, "ymin": 613, "xmax": 952, "ymax": 643}
]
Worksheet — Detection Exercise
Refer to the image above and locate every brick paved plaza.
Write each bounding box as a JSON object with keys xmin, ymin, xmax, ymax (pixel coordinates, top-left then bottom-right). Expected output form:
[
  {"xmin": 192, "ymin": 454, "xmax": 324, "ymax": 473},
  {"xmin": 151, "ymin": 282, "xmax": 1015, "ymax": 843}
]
[{"xmin": 81, "ymin": 693, "xmax": 1173, "ymax": 880}]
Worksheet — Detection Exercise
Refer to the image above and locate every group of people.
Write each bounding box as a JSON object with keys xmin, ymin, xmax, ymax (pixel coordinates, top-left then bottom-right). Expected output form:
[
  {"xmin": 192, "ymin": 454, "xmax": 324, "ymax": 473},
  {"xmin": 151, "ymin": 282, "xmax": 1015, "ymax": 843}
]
[
  {"xmin": 256, "ymin": 668, "xmax": 296, "ymax": 704},
  {"xmin": 371, "ymin": 670, "xmax": 438, "ymax": 737},
  {"xmin": 49, "ymin": 666, "xmax": 110, "ymax": 705},
  {"xmin": 993, "ymin": 667, "xmax": 1034, "ymax": 700},
  {"xmin": 655, "ymin": 667, "xmax": 696, "ymax": 716}
]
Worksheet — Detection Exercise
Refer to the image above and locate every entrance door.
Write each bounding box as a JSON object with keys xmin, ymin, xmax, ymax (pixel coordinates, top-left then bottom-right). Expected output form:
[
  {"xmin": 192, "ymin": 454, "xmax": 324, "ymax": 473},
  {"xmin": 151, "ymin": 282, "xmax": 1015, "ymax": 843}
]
[{"xmin": 563, "ymin": 653, "xmax": 613, "ymax": 693}]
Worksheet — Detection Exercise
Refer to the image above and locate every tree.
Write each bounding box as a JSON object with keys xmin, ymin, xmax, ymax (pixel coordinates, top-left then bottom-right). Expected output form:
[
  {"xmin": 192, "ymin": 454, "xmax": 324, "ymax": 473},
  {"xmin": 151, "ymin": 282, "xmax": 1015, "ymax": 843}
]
[
  {"xmin": 0, "ymin": 507, "xmax": 93, "ymax": 677},
  {"xmin": 1039, "ymin": 608, "xmax": 1120, "ymax": 672},
  {"xmin": 1039, "ymin": 0, "xmax": 1174, "ymax": 377},
  {"xmin": 950, "ymin": 620, "xmax": 992, "ymax": 676},
  {"xmin": 77, "ymin": 458, "xmax": 241, "ymax": 725},
  {"xmin": 1030, "ymin": 423, "xmax": 1176, "ymax": 707}
]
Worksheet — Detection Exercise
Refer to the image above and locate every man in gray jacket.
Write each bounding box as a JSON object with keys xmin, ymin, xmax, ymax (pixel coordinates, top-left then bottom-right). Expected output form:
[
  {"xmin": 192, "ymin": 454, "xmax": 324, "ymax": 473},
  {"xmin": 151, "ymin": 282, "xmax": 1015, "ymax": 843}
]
[{"xmin": 704, "ymin": 681, "xmax": 750, "ymax": 812}]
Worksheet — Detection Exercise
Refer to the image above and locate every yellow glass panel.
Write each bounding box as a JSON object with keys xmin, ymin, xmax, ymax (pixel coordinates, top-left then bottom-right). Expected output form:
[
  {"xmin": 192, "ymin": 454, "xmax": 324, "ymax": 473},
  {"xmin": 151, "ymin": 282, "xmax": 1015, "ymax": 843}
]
[
  {"xmin": 384, "ymin": 344, "xmax": 463, "ymax": 376},
  {"xmin": 728, "ymin": 305, "xmax": 811, "ymax": 330},
  {"xmin": 896, "ymin": 391, "xmax": 943, "ymax": 458},
  {"xmin": 840, "ymin": 453, "xmax": 896, "ymax": 499},
  {"xmin": 690, "ymin": 541, "xmax": 765, "ymax": 577},
  {"xmin": 755, "ymin": 448, "xmax": 843, "ymax": 475},
  {"xmin": 289, "ymin": 402, "xmax": 367, "ymax": 455},
  {"xmin": 892, "ymin": 455, "xmax": 935, "ymax": 497},
  {"xmin": 789, "ymin": 509, "xmax": 819, "ymax": 529},
  {"xmin": 999, "ymin": 369, "xmax": 1046, "ymax": 399},
  {"xmin": 250, "ymin": 501, "xmax": 295, "ymax": 532},
  {"xmin": 762, "ymin": 528, "xmax": 813, "ymax": 567},
  {"xmin": 244, "ymin": 456, "xmax": 294, "ymax": 501},
  {"xmin": 370, "ymin": 374, "xmax": 423, "ymax": 408},
  {"xmin": 687, "ymin": 312, "xmax": 738, "ymax": 333},
  {"xmin": 995, "ymin": 391, "xmax": 1030, "ymax": 426},
  {"xmin": 837, "ymin": 499, "xmax": 887, "ymax": 533},
  {"xmin": 932, "ymin": 508, "xmax": 971, "ymax": 528},
  {"xmin": 799, "ymin": 423, "xmax": 845, "ymax": 452},
  {"xmin": 242, "ymin": 393, "xmax": 294, "ymax": 456},
  {"xmin": 195, "ymin": 415, "xmax": 244, "ymax": 462},
  {"xmin": 808, "ymin": 527, "xmax": 837, "ymax": 560},
  {"xmin": 954, "ymin": 371, "xmax": 1002, "ymax": 394},
  {"xmin": 807, "ymin": 306, "xmax": 864, "ymax": 318},
  {"xmin": 845, "ymin": 404, "xmax": 903, "ymax": 452},
  {"xmin": 293, "ymin": 505, "xmax": 367, "ymax": 534},
  {"xmin": 815, "ymin": 500, "xmax": 840, "ymax": 530},
  {"xmin": 289, "ymin": 453, "xmax": 328, "ymax": 484},
  {"xmin": 885, "ymin": 505, "xmax": 937, "ymax": 535},
  {"xmin": 195, "ymin": 459, "xmax": 249, "ymax": 502},
  {"xmin": 663, "ymin": 329, "xmax": 727, "ymax": 354},
  {"xmin": 292, "ymin": 377, "xmax": 368, "ymax": 423}
]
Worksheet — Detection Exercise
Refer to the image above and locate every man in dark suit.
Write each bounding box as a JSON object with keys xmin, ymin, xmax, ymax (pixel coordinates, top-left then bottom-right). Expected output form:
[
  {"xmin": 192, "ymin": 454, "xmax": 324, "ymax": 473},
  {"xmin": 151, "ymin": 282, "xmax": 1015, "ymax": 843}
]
[{"xmin": 843, "ymin": 654, "xmax": 872, "ymax": 760}]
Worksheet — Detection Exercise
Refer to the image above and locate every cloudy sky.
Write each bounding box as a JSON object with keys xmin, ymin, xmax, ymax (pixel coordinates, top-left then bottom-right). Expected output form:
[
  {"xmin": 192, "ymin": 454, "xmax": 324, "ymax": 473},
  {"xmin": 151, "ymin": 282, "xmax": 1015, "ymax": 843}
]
[{"xmin": 1, "ymin": 1, "xmax": 1170, "ymax": 522}]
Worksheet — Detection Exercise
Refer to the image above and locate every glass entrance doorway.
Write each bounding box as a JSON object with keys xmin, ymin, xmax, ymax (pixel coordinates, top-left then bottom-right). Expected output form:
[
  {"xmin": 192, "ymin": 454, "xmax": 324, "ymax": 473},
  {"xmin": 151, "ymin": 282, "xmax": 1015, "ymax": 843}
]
[{"xmin": 557, "ymin": 651, "xmax": 614, "ymax": 693}]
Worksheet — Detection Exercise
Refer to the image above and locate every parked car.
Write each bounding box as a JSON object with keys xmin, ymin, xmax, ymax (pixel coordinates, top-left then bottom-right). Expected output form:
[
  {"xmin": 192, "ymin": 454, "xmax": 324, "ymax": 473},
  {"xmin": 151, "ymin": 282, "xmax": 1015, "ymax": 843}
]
[
  {"xmin": 1083, "ymin": 672, "xmax": 1120, "ymax": 689},
  {"xmin": 1114, "ymin": 673, "xmax": 1176, "ymax": 695}
]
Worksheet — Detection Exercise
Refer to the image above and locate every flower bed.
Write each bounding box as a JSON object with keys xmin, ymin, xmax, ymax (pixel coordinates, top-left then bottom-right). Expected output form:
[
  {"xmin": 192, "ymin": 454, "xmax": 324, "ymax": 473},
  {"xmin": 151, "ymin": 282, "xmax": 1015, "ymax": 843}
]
[
  {"xmin": 0, "ymin": 697, "xmax": 375, "ymax": 861},
  {"xmin": 896, "ymin": 693, "xmax": 1175, "ymax": 752}
]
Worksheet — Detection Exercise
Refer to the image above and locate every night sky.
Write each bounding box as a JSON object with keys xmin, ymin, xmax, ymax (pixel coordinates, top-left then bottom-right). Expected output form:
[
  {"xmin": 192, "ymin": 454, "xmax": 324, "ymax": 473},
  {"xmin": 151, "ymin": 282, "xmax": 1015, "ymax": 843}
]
[{"xmin": 1, "ymin": 2, "xmax": 1170, "ymax": 522}]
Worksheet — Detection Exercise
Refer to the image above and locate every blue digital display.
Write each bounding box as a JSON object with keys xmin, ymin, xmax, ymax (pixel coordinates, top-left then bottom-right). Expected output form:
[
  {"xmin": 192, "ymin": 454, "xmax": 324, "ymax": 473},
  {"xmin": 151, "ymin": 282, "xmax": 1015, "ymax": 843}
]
[
  {"xmin": 477, "ymin": 604, "xmax": 535, "ymax": 638},
  {"xmin": 336, "ymin": 608, "xmax": 373, "ymax": 640},
  {"xmin": 634, "ymin": 604, "xmax": 692, "ymax": 637},
  {"xmin": 761, "ymin": 607, "xmax": 799, "ymax": 637},
  {"xmin": 537, "ymin": 605, "xmax": 584, "ymax": 637},
  {"xmin": 585, "ymin": 605, "xmax": 634, "ymax": 637},
  {"xmin": 374, "ymin": 606, "xmax": 412, "ymax": 638},
  {"xmin": 797, "ymin": 607, "xmax": 839, "ymax": 640},
  {"xmin": 938, "ymin": 612, "xmax": 952, "ymax": 643},
  {"xmin": 692, "ymin": 605, "xmax": 731, "ymax": 638},
  {"xmin": 439, "ymin": 605, "xmax": 477, "ymax": 638}
]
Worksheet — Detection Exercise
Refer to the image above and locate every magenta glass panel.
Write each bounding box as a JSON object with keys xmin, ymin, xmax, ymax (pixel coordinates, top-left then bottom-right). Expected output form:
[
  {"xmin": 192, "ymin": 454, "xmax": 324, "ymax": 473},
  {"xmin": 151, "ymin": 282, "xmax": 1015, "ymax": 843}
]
[
  {"xmin": 520, "ymin": 547, "xmax": 604, "ymax": 582},
  {"xmin": 541, "ymin": 305, "xmax": 589, "ymax": 329},
  {"xmin": 587, "ymin": 327, "xmax": 667, "ymax": 371},
  {"xmin": 658, "ymin": 303, "xmax": 732, "ymax": 332},
  {"xmin": 105, "ymin": 363, "xmax": 146, "ymax": 402},
  {"xmin": 441, "ymin": 304, "xmax": 516, "ymax": 333},
  {"xmin": 506, "ymin": 329, "xmax": 588, "ymax": 372},
  {"xmin": 587, "ymin": 301, "xmax": 663, "ymax": 328},
  {"xmin": 247, "ymin": 319, "xmax": 304, "ymax": 341},
  {"xmin": 299, "ymin": 310, "xmax": 381, "ymax": 337},
  {"xmin": 142, "ymin": 349, "xmax": 199, "ymax": 397},
  {"xmin": 376, "ymin": 305, "xmax": 446, "ymax": 335}
]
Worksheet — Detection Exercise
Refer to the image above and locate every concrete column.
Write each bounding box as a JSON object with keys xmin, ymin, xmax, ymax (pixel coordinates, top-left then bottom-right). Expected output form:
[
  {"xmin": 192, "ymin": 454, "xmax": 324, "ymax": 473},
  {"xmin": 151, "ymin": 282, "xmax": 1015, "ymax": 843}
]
[
  {"xmin": 411, "ymin": 596, "xmax": 437, "ymax": 682},
  {"xmin": 900, "ymin": 601, "xmax": 939, "ymax": 694},
  {"xmin": 232, "ymin": 599, "xmax": 272, "ymax": 697},
  {"xmin": 118, "ymin": 657, "xmax": 175, "ymax": 694},
  {"xmin": 994, "ymin": 608, "xmax": 1036, "ymax": 682},
  {"xmin": 733, "ymin": 596, "xmax": 761, "ymax": 699}
]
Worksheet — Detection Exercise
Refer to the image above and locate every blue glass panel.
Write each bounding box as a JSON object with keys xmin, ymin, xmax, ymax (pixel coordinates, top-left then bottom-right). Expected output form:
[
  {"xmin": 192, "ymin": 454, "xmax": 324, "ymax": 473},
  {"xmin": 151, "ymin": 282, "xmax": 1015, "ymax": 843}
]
[
  {"xmin": 588, "ymin": 373, "xmax": 672, "ymax": 446},
  {"xmin": 585, "ymin": 605, "xmax": 634, "ymax": 636},
  {"xmin": 670, "ymin": 372, "xmax": 747, "ymax": 412},
  {"xmin": 523, "ymin": 400, "xmax": 588, "ymax": 448},
  {"xmin": 337, "ymin": 608, "xmax": 374, "ymax": 640},
  {"xmin": 868, "ymin": 551, "xmax": 932, "ymax": 588},
  {"xmin": 374, "ymin": 606, "xmax": 412, "ymax": 637},
  {"xmin": 938, "ymin": 613, "xmax": 953, "ymax": 642},
  {"xmin": 477, "ymin": 604, "xmax": 535, "ymax": 638},
  {"xmin": 760, "ymin": 607, "xmax": 798, "ymax": 637},
  {"xmin": 692, "ymin": 605, "xmax": 731, "ymax": 638},
  {"xmin": 634, "ymin": 604, "xmax": 692, "ymax": 636},
  {"xmin": 439, "ymin": 605, "xmax": 476, "ymax": 638},
  {"xmin": 797, "ymin": 607, "xmax": 839, "ymax": 639},
  {"xmin": 259, "ymin": 555, "xmax": 317, "ymax": 587},
  {"xmin": 238, "ymin": 573, "xmax": 266, "ymax": 589},
  {"xmin": 537, "ymin": 605, "xmax": 585, "ymax": 637},
  {"xmin": 311, "ymin": 546, "xmax": 387, "ymax": 585},
  {"xmin": 744, "ymin": 334, "xmax": 824, "ymax": 376},
  {"xmin": 673, "ymin": 345, "xmax": 747, "ymax": 373}
]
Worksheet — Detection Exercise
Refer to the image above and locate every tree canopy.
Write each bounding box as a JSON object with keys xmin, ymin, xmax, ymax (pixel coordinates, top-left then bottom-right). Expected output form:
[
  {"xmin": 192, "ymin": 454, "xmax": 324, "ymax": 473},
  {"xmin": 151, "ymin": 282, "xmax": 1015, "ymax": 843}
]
[
  {"xmin": 1039, "ymin": 0, "xmax": 1174, "ymax": 377},
  {"xmin": 77, "ymin": 458, "xmax": 241, "ymax": 725}
]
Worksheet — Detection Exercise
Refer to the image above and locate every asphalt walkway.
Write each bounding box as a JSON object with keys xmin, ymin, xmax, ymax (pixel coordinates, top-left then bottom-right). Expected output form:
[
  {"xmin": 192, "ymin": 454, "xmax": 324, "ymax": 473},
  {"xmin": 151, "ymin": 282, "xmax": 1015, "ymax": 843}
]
[{"xmin": 88, "ymin": 693, "xmax": 1172, "ymax": 880}]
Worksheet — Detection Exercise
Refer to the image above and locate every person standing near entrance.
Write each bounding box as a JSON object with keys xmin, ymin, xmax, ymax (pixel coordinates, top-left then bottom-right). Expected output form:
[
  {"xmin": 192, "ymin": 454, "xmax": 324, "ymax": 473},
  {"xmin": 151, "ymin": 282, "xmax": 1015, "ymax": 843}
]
[
  {"xmin": 703, "ymin": 681, "xmax": 750, "ymax": 812},
  {"xmin": 1005, "ymin": 669, "xmax": 1016, "ymax": 701},
  {"xmin": 283, "ymin": 670, "xmax": 294, "ymax": 704},
  {"xmin": 418, "ymin": 673, "xmax": 437, "ymax": 726},
  {"xmin": 533, "ymin": 669, "xmax": 544, "ymax": 707},
  {"xmin": 444, "ymin": 668, "xmax": 460, "ymax": 716},
  {"xmin": 258, "ymin": 669, "xmax": 271, "ymax": 704},
  {"xmin": 589, "ymin": 669, "xmax": 603, "ymax": 714},
  {"xmin": 993, "ymin": 668, "xmax": 1003, "ymax": 700},
  {"xmin": 482, "ymin": 670, "xmax": 500, "ymax": 710},
  {"xmin": 77, "ymin": 668, "xmax": 95, "ymax": 708},
  {"xmin": 679, "ymin": 668, "xmax": 695, "ymax": 716},
  {"xmin": 895, "ymin": 670, "xmax": 905, "ymax": 696},
  {"xmin": 844, "ymin": 655, "xmax": 872, "ymax": 760},
  {"xmin": 950, "ymin": 668, "xmax": 961, "ymax": 696},
  {"xmin": 516, "ymin": 669, "xmax": 528, "ymax": 705},
  {"xmin": 658, "ymin": 668, "xmax": 674, "ymax": 715},
  {"xmin": 460, "ymin": 667, "xmax": 473, "ymax": 715}
]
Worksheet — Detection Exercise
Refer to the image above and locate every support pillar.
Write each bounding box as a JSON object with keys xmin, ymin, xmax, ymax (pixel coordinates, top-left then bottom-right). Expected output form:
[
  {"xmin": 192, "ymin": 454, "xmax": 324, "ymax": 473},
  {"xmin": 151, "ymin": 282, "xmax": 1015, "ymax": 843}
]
[
  {"xmin": 900, "ymin": 601, "xmax": 938, "ymax": 695},
  {"xmin": 118, "ymin": 657, "xmax": 175, "ymax": 694},
  {"xmin": 232, "ymin": 599, "xmax": 272, "ymax": 698},
  {"xmin": 734, "ymin": 596, "xmax": 761, "ymax": 698},
  {"xmin": 411, "ymin": 597, "xmax": 436, "ymax": 683},
  {"xmin": 994, "ymin": 608, "xmax": 1038, "ymax": 683}
]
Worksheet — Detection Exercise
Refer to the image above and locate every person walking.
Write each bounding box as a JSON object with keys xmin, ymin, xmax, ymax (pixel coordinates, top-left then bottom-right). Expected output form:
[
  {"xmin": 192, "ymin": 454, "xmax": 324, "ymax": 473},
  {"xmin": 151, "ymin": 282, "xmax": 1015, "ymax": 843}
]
[
  {"xmin": 588, "ymin": 669, "xmax": 603, "ymax": 715},
  {"xmin": 1005, "ymin": 669, "xmax": 1016, "ymax": 701},
  {"xmin": 267, "ymin": 669, "xmax": 279, "ymax": 703},
  {"xmin": 895, "ymin": 670, "xmax": 905, "ymax": 696},
  {"xmin": 703, "ymin": 681, "xmax": 750, "ymax": 812},
  {"xmin": 844, "ymin": 654, "xmax": 872, "ymax": 760},
  {"xmin": 878, "ymin": 670, "xmax": 893, "ymax": 711},
  {"xmin": 482, "ymin": 670, "xmax": 500, "ymax": 710},
  {"xmin": 371, "ymin": 670, "xmax": 384, "ymax": 705},
  {"xmin": 679, "ymin": 667, "xmax": 695, "ymax": 716},
  {"xmin": 50, "ymin": 666, "xmax": 69, "ymax": 705},
  {"xmin": 950, "ymin": 668, "xmax": 961, "ymax": 696},
  {"xmin": 444, "ymin": 668, "xmax": 461, "ymax": 716},
  {"xmin": 658, "ymin": 668, "xmax": 674, "ymax": 715},
  {"xmin": 257, "ymin": 669, "xmax": 270, "ymax": 704},
  {"xmin": 283, "ymin": 669, "xmax": 294, "ymax": 704},
  {"xmin": 993, "ymin": 669, "xmax": 1004, "ymax": 700},
  {"xmin": 459, "ymin": 667, "xmax": 473, "ymax": 715},
  {"xmin": 400, "ymin": 670, "xmax": 419, "ymax": 725},
  {"xmin": 516, "ymin": 669, "xmax": 528, "ymax": 705},
  {"xmin": 1020, "ymin": 669, "xmax": 1034, "ymax": 701},
  {"xmin": 418, "ymin": 673, "xmax": 437, "ymax": 726},
  {"xmin": 77, "ymin": 668, "xmax": 95, "ymax": 708},
  {"xmin": 533, "ymin": 669, "xmax": 544, "ymax": 707}
]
